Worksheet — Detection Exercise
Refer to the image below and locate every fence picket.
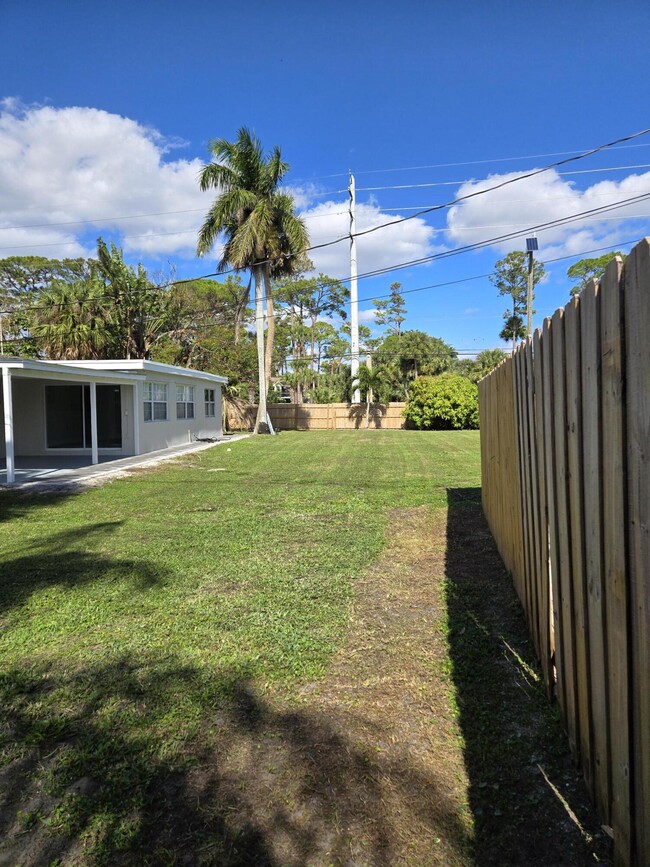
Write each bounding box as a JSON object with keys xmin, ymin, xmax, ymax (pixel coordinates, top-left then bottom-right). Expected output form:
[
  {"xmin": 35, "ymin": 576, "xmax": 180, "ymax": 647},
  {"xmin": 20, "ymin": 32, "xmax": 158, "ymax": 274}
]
[
  {"xmin": 581, "ymin": 280, "xmax": 611, "ymax": 823},
  {"xmin": 551, "ymin": 307, "xmax": 579, "ymax": 760},
  {"xmin": 624, "ymin": 239, "xmax": 650, "ymax": 867},
  {"xmin": 534, "ymin": 329, "xmax": 553, "ymax": 694},
  {"xmin": 600, "ymin": 255, "xmax": 631, "ymax": 864}
]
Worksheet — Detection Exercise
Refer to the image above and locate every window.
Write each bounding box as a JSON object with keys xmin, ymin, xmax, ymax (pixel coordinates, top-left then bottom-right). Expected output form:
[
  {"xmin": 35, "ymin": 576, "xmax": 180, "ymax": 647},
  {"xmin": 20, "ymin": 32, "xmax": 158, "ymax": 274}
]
[
  {"xmin": 144, "ymin": 382, "xmax": 168, "ymax": 421},
  {"xmin": 204, "ymin": 388, "xmax": 216, "ymax": 418},
  {"xmin": 176, "ymin": 385, "xmax": 195, "ymax": 419}
]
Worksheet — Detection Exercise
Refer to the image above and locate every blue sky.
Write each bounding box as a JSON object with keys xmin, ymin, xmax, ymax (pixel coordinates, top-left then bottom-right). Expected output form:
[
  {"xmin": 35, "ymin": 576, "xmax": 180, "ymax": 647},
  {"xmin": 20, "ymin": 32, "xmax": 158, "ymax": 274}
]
[{"xmin": 1, "ymin": 0, "xmax": 650, "ymax": 355}]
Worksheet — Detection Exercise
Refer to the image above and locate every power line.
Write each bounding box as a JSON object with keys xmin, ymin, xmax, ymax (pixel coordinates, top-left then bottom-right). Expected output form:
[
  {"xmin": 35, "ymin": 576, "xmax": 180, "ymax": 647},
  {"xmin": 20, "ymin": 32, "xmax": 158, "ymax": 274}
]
[
  {"xmin": 289, "ymin": 141, "xmax": 650, "ymax": 183},
  {"xmin": 1, "ymin": 187, "xmax": 646, "ymax": 320},
  {"xmin": 3, "ymin": 127, "xmax": 649, "ymax": 261},
  {"xmin": 353, "ymin": 163, "xmax": 650, "ymax": 192}
]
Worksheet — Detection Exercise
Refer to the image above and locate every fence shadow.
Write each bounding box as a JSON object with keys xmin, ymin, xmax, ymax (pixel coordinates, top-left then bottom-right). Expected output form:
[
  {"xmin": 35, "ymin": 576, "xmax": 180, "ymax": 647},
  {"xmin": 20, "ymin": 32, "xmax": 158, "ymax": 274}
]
[{"xmin": 444, "ymin": 487, "xmax": 611, "ymax": 867}]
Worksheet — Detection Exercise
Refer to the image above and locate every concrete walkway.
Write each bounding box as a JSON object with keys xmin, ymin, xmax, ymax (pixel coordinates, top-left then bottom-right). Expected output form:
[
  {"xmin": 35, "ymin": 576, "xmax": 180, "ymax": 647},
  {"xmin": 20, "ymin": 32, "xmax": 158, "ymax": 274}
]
[{"xmin": 0, "ymin": 435, "xmax": 249, "ymax": 488}]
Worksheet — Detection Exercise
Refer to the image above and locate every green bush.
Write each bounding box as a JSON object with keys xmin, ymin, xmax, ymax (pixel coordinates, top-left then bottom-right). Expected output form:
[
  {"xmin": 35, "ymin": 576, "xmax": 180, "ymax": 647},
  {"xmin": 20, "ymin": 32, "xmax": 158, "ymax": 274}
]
[{"xmin": 403, "ymin": 374, "xmax": 479, "ymax": 430}]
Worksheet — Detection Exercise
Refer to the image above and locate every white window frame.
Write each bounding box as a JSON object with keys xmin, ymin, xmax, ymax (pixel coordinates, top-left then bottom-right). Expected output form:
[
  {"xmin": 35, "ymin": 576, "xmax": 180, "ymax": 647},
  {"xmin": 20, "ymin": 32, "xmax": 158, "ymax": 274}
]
[
  {"xmin": 144, "ymin": 381, "xmax": 168, "ymax": 422},
  {"xmin": 176, "ymin": 385, "xmax": 195, "ymax": 419},
  {"xmin": 204, "ymin": 388, "xmax": 216, "ymax": 418}
]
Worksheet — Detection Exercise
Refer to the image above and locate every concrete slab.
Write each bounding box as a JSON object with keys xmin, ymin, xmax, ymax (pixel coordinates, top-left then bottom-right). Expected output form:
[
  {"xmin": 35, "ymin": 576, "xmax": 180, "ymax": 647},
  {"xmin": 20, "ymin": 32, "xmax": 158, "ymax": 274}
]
[{"xmin": 0, "ymin": 435, "xmax": 249, "ymax": 488}]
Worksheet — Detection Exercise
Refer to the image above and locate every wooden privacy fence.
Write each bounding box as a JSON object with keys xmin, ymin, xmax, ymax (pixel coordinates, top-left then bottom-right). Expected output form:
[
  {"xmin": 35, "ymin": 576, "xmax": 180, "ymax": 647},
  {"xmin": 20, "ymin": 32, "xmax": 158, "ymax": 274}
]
[
  {"xmin": 479, "ymin": 238, "xmax": 650, "ymax": 867},
  {"xmin": 227, "ymin": 401, "xmax": 407, "ymax": 431}
]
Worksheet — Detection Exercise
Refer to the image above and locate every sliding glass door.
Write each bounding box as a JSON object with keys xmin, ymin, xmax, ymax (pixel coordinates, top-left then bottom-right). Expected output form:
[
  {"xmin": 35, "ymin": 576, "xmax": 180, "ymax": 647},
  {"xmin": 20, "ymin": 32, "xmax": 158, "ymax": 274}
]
[{"xmin": 45, "ymin": 384, "xmax": 122, "ymax": 449}]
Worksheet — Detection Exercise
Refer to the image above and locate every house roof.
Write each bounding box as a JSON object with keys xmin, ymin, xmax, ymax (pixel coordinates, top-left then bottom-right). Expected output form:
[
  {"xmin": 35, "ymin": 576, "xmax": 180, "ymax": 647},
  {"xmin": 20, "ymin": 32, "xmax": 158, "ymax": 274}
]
[{"xmin": 0, "ymin": 357, "xmax": 228, "ymax": 385}]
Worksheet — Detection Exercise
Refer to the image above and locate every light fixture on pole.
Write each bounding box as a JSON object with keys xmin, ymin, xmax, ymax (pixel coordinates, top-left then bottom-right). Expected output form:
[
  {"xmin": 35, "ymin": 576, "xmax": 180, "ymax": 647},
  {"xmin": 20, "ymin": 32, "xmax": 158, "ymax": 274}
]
[{"xmin": 525, "ymin": 237, "xmax": 538, "ymax": 338}]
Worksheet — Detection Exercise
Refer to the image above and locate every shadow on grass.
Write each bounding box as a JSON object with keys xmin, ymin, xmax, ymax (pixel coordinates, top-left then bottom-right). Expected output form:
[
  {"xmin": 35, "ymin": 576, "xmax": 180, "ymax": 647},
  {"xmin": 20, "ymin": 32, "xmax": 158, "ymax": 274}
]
[
  {"xmin": 1, "ymin": 653, "xmax": 471, "ymax": 866},
  {"xmin": 444, "ymin": 487, "xmax": 611, "ymax": 867},
  {"xmin": 0, "ymin": 488, "xmax": 82, "ymax": 523},
  {"xmin": 0, "ymin": 522, "xmax": 166, "ymax": 614}
]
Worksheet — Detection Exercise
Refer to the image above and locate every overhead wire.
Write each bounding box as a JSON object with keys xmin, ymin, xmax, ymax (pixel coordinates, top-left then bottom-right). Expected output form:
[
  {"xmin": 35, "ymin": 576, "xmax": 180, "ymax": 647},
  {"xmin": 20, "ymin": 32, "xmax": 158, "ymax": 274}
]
[
  {"xmin": 3, "ymin": 126, "xmax": 650, "ymax": 259},
  {"xmin": 2, "ymin": 189, "xmax": 647, "ymax": 321}
]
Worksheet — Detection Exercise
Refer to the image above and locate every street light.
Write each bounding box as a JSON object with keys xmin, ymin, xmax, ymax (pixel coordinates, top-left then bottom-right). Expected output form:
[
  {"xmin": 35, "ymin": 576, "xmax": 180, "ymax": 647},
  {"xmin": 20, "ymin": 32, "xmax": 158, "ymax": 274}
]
[{"xmin": 525, "ymin": 237, "xmax": 538, "ymax": 338}]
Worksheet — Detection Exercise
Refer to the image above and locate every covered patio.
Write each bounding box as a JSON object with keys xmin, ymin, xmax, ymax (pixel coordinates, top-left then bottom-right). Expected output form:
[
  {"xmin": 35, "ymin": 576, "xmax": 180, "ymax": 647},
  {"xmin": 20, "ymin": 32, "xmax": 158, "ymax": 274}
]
[{"xmin": 1, "ymin": 357, "xmax": 142, "ymax": 485}]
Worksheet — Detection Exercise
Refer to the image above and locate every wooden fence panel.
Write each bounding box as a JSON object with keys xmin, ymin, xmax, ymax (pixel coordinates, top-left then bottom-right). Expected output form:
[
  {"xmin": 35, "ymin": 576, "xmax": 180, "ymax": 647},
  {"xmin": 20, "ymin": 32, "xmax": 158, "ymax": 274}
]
[
  {"xmin": 514, "ymin": 346, "xmax": 531, "ymax": 610},
  {"xmin": 600, "ymin": 255, "xmax": 631, "ymax": 863},
  {"xmin": 542, "ymin": 316, "xmax": 563, "ymax": 712},
  {"xmin": 581, "ymin": 280, "xmax": 611, "ymax": 822},
  {"xmin": 564, "ymin": 294, "xmax": 594, "ymax": 795},
  {"xmin": 550, "ymin": 307, "xmax": 579, "ymax": 759},
  {"xmin": 227, "ymin": 402, "xmax": 408, "ymax": 431},
  {"xmin": 480, "ymin": 238, "xmax": 650, "ymax": 864},
  {"xmin": 533, "ymin": 328, "xmax": 552, "ymax": 694},
  {"xmin": 624, "ymin": 239, "xmax": 650, "ymax": 867}
]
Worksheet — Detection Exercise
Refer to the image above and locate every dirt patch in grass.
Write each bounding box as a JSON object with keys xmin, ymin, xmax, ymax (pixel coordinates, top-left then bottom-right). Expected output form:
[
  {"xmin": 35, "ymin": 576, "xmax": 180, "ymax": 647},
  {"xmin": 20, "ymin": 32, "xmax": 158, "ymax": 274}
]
[
  {"xmin": 150, "ymin": 503, "xmax": 609, "ymax": 866},
  {"xmin": 0, "ymin": 496, "xmax": 611, "ymax": 866}
]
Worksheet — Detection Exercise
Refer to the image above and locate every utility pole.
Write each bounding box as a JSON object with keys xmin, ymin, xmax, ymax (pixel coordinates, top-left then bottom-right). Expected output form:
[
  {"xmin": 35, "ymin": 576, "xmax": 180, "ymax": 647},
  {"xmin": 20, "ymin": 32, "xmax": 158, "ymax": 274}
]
[
  {"xmin": 349, "ymin": 172, "xmax": 360, "ymax": 403},
  {"xmin": 526, "ymin": 236, "xmax": 538, "ymax": 338}
]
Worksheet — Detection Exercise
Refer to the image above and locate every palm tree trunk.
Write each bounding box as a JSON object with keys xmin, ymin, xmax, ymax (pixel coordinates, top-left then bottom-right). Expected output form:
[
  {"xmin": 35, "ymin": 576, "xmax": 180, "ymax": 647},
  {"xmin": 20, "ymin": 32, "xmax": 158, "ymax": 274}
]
[
  {"xmin": 233, "ymin": 274, "xmax": 252, "ymax": 344},
  {"xmin": 253, "ymin": 266, "xmax": 269, "ymax": 434}
]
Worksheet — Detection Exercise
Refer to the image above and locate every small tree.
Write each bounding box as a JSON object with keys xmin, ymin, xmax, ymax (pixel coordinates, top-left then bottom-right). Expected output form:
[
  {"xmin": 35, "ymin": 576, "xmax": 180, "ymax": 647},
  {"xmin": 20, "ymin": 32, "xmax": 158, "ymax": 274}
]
[
  {"xmin": 490, "ymin": 251, "xmax": 544, "ymax": 351},
  {"xmin": 353, "ymin": 363, "xmax": 385, "ymax": 428},
  {"xmin": 373, "ymin": 282, "xmax": 406, "ymax": 336}
]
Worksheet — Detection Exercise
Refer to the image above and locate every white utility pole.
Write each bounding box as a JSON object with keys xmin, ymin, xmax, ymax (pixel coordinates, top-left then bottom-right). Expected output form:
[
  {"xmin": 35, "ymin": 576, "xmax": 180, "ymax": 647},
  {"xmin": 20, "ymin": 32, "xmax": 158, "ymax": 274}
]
[{"xmin": 349, "ymin": 172, "xmax": 360, "ymax": 403}]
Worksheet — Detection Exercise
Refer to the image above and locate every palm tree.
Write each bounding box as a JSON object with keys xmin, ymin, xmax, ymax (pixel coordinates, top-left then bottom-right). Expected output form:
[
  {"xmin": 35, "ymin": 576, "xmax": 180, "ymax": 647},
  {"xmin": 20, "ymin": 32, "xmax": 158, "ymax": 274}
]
[
  {"xmin": 197, "ymin": 128, "xmax": 309, "ymax": 433},
  {"xmin": 353, "ymin": 363, "xmax": 386, "ymax": 429},
  {"xmin": 30, "ymin": 278, "xmax": 113, "ymax": 359}
]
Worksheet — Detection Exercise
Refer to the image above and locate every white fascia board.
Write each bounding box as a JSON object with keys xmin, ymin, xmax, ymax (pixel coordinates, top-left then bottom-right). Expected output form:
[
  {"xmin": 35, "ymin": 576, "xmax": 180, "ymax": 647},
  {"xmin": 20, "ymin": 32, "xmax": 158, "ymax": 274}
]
[
  {"xmin": 48, "ymin": 359, "xmax": 229, "ymax": 385},
  {"xmin": 1, "ymin": 359, "xmax": 144, "ymax": 384}
]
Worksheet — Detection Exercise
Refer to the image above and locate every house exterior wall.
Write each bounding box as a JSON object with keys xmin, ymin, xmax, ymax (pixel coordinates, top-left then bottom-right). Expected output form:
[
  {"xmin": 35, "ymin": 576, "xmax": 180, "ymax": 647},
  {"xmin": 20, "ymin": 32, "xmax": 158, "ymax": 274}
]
[
  {"xmin": 138, "ymin": 372, "xmax": 222, "ymax": 452},
  {"xmin": 1, "ymin": 365, "xmax": 223, "ymax": 461},
  {"xmin": 1, "ymin": 377, "xmax": 137, "ymax": 458}
]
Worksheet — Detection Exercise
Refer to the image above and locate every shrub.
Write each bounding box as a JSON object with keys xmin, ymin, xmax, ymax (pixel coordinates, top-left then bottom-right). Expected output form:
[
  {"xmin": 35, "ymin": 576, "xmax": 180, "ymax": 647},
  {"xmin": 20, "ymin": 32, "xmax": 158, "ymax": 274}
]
[{"xmin": 403, "ymin": 374, "xmax": 479, "ymax": 430}]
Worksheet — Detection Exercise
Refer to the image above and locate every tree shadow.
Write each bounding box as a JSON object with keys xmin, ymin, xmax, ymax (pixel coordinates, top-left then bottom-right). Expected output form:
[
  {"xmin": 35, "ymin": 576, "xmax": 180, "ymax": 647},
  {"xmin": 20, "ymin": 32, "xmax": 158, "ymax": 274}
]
[
  {"xmin": 0, "ymin": 522, "xmax": 165, "ymax": 614},
  {"xmin": 0, "ymin": 654, "xmax": 472, "ymax": 866},
  {"xmin": 444, "ymin": 487, "xmax": 611, "ymax": 866},
  {"xmin": 0, "ymin": 487, "xmax": 83, "ymax": 523},
  {"xmin": 347, "ymin": 401, "xmax": 389, "ymax": 429}
]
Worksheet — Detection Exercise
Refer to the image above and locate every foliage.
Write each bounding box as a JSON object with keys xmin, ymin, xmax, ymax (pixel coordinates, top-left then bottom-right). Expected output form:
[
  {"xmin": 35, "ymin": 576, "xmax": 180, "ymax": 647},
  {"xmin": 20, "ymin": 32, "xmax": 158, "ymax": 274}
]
[
  {"xmin": 567, "ymin": 251, "xmax": 625, "ymax": 296},
  {"xmin": 372, "ymin": 282, "xmax": 406, "ymax": 336},
  {"xmin": 452, "ymin": 348, "xmax": 506, "ymax": 383},
  {"xmin": 0, "ymin": 255, "xmax": 91, "ymax": 356},
  {"xmin": 374, "ymin": 330, "xmax": 457, "ymax": 399},
  {"xmin": 273, "ymin": 269, "xmax": 349, "ymax": 402},
  {"xmin": 30, "ymin": 276, "xmax": 113, "ymax": 359},
  {"xmin": 403, "ymin": 374, "xmax": 479, "ymax": 430},
  {"xmin": 490, "ymin": 251, "xmax": 545, "ymax": 348},
  {"xmin": 499, "ymin": 313, "xmax": 526, "ymax": 348}
]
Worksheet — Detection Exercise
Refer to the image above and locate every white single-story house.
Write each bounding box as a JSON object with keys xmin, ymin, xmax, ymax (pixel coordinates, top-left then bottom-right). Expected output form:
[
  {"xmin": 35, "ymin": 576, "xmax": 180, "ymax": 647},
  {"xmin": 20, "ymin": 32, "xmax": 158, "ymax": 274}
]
[{"xmin": 1, "ymin": 357, "xmax": 228, "ymax": 484}]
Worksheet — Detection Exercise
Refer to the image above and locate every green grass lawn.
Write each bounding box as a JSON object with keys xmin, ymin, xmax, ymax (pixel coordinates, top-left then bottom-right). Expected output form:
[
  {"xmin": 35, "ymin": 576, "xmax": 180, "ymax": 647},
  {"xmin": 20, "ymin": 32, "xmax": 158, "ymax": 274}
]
[{"xmin": 0, "ymin": 431, "xmax": 481, "ymax": 864}]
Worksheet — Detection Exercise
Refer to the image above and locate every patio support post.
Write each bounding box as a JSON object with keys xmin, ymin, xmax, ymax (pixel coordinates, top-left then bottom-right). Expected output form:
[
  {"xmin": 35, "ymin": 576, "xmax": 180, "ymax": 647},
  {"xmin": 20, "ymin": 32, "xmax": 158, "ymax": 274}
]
[
  {"xmin": 132, "ymin": 381, "xmax": 141, "ymax": 455},
  {"xmin": 89, "ymin": 381, "xmax": 99, "ymax": 465},
  {"xmin": 2, "ymin": 367, "xmax": 15, "ymax": 484}
]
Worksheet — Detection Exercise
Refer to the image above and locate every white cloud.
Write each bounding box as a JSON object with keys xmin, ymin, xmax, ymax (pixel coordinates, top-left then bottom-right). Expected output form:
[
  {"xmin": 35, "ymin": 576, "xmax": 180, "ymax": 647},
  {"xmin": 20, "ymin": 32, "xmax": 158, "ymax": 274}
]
[
  {"xmin": 298, "ymin": 199, "xmax": 442, "ymax": 280},
  {"xmin": 0, "ymin": 100, "xmax": 214, "ymax": 260},
  {"xmin": 446, "ymin": 168, "xmax": 650, "ymax": 258}
]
